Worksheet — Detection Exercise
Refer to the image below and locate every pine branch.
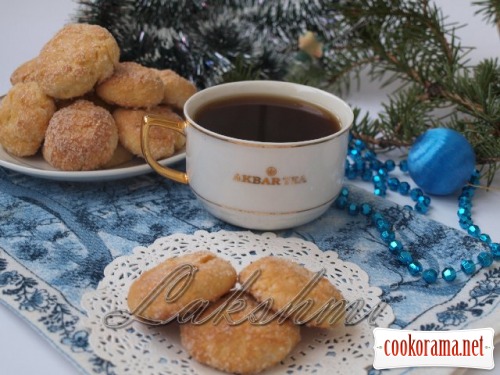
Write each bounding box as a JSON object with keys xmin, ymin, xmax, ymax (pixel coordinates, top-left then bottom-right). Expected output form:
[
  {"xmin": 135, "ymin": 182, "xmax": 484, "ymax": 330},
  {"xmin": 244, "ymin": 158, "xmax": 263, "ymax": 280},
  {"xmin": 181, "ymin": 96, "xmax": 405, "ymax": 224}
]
[
  {"xmin": 74, "ymin": 0, "xmax": 500, "ymax": 184},
  {"xmin": 322, "ymin": 0, "xmax": 500, "ymax": 185},
  {"xmin": 473, "ymin": 0, "xmax": 500, "ymax": 33}
]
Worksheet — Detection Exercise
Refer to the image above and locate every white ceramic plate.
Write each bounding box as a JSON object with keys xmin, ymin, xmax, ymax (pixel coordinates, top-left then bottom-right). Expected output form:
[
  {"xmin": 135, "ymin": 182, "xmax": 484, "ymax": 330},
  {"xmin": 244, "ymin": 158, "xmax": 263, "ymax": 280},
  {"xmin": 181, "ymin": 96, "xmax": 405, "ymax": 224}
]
[
  {"xmin": 0, "ymin": 146, "xmax": 186, "ymax": 182},
  {"xmin": 0, "ymin": 94, "xmax": 185, "ymax": 182}
]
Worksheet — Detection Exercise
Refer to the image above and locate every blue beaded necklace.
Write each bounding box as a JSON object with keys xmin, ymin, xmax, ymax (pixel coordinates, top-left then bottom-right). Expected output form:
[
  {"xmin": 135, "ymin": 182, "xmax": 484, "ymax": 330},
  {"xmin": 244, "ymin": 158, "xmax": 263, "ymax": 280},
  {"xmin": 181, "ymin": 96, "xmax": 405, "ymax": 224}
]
[{"xmin": 337, "ymin": 136, "xmax": 499, "ymax": 284}]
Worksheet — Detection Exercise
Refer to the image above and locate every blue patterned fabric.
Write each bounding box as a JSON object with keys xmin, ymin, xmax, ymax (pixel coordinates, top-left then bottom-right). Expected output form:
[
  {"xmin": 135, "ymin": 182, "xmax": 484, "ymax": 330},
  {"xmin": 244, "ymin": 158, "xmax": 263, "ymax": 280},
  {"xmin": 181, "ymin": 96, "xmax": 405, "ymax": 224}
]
[{"xmin": 0, "ymin": 165, "xmax": 498, "ymax": 374}]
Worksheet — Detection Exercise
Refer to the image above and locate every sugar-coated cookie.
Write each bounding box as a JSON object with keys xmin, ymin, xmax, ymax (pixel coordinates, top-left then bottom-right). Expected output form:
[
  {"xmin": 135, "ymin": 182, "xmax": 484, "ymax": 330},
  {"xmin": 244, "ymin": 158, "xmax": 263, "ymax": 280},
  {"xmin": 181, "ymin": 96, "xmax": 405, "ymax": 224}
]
[
  {"xmin": 102, "ymin": 143, "xmax": 134, "ymax": 168},
  {"xmin": 0, "ymin": 82, "xmax": 55, "ymax": 156},
  {"xmin": 113, "ymin": 106, "xmax": 183, "ymax": 160},
  {"xmin": 10, "ymin": 57, "xmax": 39, "ymax": 85},
  {"xmin": 180, "ymin": 293, "xmax": 301, "ymax": 374},
  {"xmin": 239, "ymin": 256, "xmax": 345, "ymax": 329},
  {"xmin": 156, "ymin": 69, "xmax": 197, "ymax": 109},
  {"xmin": 96, "ymin": 62, "xmax": 164, "ymax": 108},
  {"xmin": 127, "ymin": 251, "xmax": 237, "ymax": 322},
  {"xmin": 43, "ymin": 100, "xmax": 118, "ymax": 170},
  {"xmin": 37, "ymin": 23, "xmax": 120, "ymax": 99}
]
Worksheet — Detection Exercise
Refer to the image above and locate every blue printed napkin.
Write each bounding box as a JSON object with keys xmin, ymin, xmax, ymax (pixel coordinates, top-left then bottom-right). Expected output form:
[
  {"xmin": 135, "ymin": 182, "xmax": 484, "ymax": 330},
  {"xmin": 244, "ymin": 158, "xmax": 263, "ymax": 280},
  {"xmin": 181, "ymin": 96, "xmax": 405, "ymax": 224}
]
[{"xmin": 0, "ymin": 167, "xmax": 498, "ymax": 374}]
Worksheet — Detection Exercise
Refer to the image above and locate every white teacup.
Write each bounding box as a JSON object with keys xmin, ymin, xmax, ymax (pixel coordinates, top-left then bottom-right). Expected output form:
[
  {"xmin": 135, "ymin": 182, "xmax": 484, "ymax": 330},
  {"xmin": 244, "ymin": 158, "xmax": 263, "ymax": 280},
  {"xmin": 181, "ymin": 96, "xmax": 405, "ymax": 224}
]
[{"xmin": 142, "ymin": 80, "xmax": 353, "ymax": 230}]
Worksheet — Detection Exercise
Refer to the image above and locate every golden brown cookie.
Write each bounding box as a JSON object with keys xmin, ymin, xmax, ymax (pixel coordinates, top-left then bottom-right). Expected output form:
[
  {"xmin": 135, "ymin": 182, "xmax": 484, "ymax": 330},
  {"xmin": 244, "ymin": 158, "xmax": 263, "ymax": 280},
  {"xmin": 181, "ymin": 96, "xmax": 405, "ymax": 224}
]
[
  {"xmin": 96, "ymin": 62, "xmax": 164, "ymax": 108},
  {"xmin": 10, "ymin": 57, "xmax": 39, "ymax": 85},
  {"xmin": 180, "ymin": 293, "xmax": 301, "ymax": 374},
  {"xmin": 102, "ymin": 143, "xmax": 134, "ymax": 168},
  {"xmin": 156, "ymin": 69, "xmax": 197, "ymax": 109},
  {"xmin": 42, "ymin": 100, "xmax": 118, "ymax": 170},
  {"xmin": 0, "ymin": 82, "xmax": 55, "ymax": 156},
  {"xmin": 239, "ymin": 256, "xmax": 345, "ymax": 329},
  {"xmin": 55, "ymin": 91, "xmax": 113, "ymax": 111},
  {"xmin": 127, "ymin": 251, "xmax": 237, "ymax": 322},
  {"xmin": 113, "ymin": 106, "xmax": 184, "ymax": 160},
  {"xmin": 37, "ymin": 23, "xmax": 120, "ymax": 99}
]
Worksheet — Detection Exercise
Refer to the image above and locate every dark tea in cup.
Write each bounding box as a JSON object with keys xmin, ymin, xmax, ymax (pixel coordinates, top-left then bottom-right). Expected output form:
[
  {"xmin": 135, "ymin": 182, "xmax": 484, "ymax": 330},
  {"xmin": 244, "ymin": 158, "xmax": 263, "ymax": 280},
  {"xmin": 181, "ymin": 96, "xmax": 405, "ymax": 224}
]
[
  {"xmin": 141, "ymin": 81, "xmax": 353, "ymax": 230},
  {"xmin": 193, "ymin": 95, "xmax": 341, "ymax": 143}
]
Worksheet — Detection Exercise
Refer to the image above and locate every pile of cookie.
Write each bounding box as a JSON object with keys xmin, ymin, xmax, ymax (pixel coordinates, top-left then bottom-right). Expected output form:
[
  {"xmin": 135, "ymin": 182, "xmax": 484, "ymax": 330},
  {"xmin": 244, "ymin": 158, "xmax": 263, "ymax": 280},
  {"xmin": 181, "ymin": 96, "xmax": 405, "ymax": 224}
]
[
  {"xmin": 0, "ymin": 23, "xmax": 196, "ymax": 171},
  {"xmin": 127, "ymin": 251, "xmax": 345, "ymax": 374}
]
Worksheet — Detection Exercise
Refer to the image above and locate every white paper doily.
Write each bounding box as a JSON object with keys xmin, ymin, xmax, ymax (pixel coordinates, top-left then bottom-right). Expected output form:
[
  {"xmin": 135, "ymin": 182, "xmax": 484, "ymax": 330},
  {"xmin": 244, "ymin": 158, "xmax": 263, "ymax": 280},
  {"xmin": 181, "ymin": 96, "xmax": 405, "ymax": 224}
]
[{"xmin": 81, "ymin": 230, "xmax": 395, "ymax": 375}]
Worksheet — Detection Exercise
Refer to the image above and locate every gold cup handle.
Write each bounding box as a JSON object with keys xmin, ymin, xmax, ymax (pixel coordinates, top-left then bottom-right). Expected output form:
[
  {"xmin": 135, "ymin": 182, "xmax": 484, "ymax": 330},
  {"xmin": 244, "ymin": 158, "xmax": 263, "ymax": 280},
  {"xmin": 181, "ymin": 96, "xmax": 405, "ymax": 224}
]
[{"xmin": 141, "ymin": 114, "xmax": 189, "ymax": 184}]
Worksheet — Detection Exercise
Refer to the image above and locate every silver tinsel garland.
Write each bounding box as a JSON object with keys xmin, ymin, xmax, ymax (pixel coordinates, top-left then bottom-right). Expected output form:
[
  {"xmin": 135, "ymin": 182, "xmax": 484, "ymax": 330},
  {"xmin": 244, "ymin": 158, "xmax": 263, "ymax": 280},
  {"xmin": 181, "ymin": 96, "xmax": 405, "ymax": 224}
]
[{"xmin": 75, "ymin": 0, "xmax": 337, "ymax": 88}]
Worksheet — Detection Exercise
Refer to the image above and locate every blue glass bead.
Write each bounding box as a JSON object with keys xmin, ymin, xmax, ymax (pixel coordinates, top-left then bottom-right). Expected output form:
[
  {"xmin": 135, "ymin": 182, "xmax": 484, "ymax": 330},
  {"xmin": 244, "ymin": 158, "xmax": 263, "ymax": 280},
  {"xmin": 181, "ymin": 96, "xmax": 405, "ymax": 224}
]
[
  {"xmin": 375, "ymin": 220, "xmax": 391, "ymax": 233},
  {"xmin": 384, "ymin": 160, "xmax": 396, "ymax": 171},
  {"xmin": 377, "ymin": 168, "xmax": 388, "ymax": 178},
  {"xmin": 349, "ymin": 148, "xmax": 360, "ymax": 158},
  {"xmin": 470, "ymin": 178, "xmax": 480, "ymax": 186},
  {"xmin": 410, "ymin": 188, "xmax": 423, "ymax": 201},
  {"xmin": 460, "ymin": 259, "xmax": 476, "ymax": 275},
  {"xmin": 458, "ymin": 199, "xmax": 472, "ymax": 210},
  {"xmin": 417, "ymin": 195, "xmax": 431, "ymax": 206},
  {"xmin": 408, "ymin": 261, "xmax": 423, "ymax": 276},
  {"xmin": 340, "ymin": 187, "xmax": 349, "ymax": 197},
  {"xmin": 372, "ymin": 212, "xmax": 384, "ymax": 222},
  {"xmin": 457, "ymin": 207, "xmax": 470, "ymax": 219},
  {"xmin": 469, "ymin": 170, "xmax": 481, "ymax": 185},
  {"xmin": 399, "ymin": 160, "xmax": 408, "ymax": 172},
  {"xmin": 479, "ymin": 234, "xmax": 491, "ymax": 244},
  {"xmin": 364, "ymin": 150, "xmax": 376, "ymax": 160},
  {"xmin": 374, "ymin": 187, "xmax": 386, "ymax": 197},
  {"xmin": 403, "ymin": 205, "xmax": 413, "ymax": 211},
  {"xmin": 459, "ymin": 217, "xmax": 473, "ymax": 230},
  {"xmin": 414, "ymin": 202, "xmax": 429, "ymax": 214},
  {"xmin": 387, "ymin": 177, "xmax": 400, "ymax": 191},
  {"xmin": 458, "ymin": 201, "xmax": 472, "ymax": 210},
  {"xmin": 477, "ymin": 252, "xmax": 493, "ymax": 267},
  {"xmin": 442, "ymin": 267, "xmax": 457, "ymax": 282},
  {"xmin": 373, "ymin": 181, "xmax": 386, "ymax": 190},
  {"xmin": 467, "ymin": 224, "xmax": 481, "ymax": 238},
  {"xmin": 398, "ymin": 182, "xmax": 410, "ymax": 195},
  {"xmin": 346, "ymin": 167, "xmax": 357, "ymax": 180},
  {"xmin": 362, "ymin": 169, "xmax": 372, "ymax": 181},
  {"xmin": 370, "ymin": 159, "xmax": 383, "ymax": 171},
  {"xmin": 361, "ymin": 203, "xmax": 372, "ymax": 216},
  {"xmin": 458, "ymin": 196, "xmax": 471, "ymax": 206},
  {"xmin": 372, "ymin": 174, "xmax": 385, "ymax": 186},
  {"xmin": 380, "ymin": 230, "xmax": 395, "ymax": 243},
  {"xmin": 354, "ymin": 139, "xmax": 366, "ymax": 150},
  {"xmin": 388, "ymin": 240, "xmax": 403, "ymax": 254},
  {"xmin": 398, "ymin": 251, "xmax": 413, "ymax": 265},
  {"xmin": 376, "ymin": 219, "xmax": 390, "ymax": 232},
  {"xmin": 335, "ymin": 196, "xmax": 348, "ymax": 209},
  {"xmin": 407, "ymin": 128, "xmax": 475, "ymax": 195},
  {"xmin": 355, "ymin": 159, "xmax": 365, "ymax": 172},
  {"xmin": 490, "ymin": 243, "xmax": 500, "ymax": 259},
  {"xmin": 348, "ymin": 203, "xmax": 359, "ymax": 215},
  {"xmin": 362, "ymin": 170, "xmax": 372, "ymax": 181},
  {"xmin": 461, "ymin": 186, "xmax": 475, "ymax": 198},
  {"xmin": 422, "ymin": 269, "xmax": 438, "ymax": 284}
]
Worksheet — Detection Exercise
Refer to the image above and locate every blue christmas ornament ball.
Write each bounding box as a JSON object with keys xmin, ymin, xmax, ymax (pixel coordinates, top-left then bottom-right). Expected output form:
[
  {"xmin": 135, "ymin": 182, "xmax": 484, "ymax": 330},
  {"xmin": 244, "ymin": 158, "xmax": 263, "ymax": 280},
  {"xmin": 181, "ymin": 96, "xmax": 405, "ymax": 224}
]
[{"xmin": 407, "ymin": 128, "xmax": 475, "ymax": 195}]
